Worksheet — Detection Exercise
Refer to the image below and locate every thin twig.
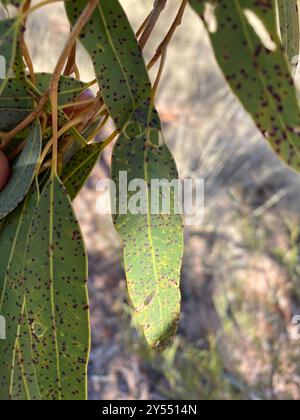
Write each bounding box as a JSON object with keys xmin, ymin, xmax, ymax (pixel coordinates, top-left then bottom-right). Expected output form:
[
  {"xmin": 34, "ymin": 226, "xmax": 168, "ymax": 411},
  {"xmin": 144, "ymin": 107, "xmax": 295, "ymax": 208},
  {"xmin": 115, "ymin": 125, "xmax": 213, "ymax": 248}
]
[
  {"xmin": 136, "ymin": 11, "xmax": 152, "ymax": 39},
  {"xmin": 37, "ymin": 115, "xmax": 85, "ymax": 175},
  {"xmin": 20, "ymin": 0, "xmax": 36, "ymax": 84},
  {"xmin": 147, "ymin": 0, "xmax": 188, "ymax": 70},
  {"xmin": 152, "ymin": 47, "xmax": 167, "ymax": 103},
  {"xmin": 50, "ymin": 91, "xmax": 59, "ymax": 174},
  {"xmin": 74, "ymin": 64, "xmax": 80, "ymax": 80},
  {"xmin": 60, "ymin": 96, "xmax": 98, "ymax": 111},
  {"xmin": 138, "ymin": 0, "xmax": 168, "ymax": 49},
  {"xmin": 64, "ymin": 43, "xmax": 77, "ymax": 76},
  {"xmin": 48, "ymin": 0, "xmax": 98, "ymax": 95},
  {"xmin": 20, "ymin": 37, "xmax": 36, "ymax": 84}
]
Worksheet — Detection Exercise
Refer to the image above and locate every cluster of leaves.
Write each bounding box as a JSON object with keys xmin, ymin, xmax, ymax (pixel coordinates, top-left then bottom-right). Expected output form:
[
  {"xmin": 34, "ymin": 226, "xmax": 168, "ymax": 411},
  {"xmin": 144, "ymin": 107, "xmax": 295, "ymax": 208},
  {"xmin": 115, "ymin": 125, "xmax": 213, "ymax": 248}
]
[{"xmin": 0, "ymin": 0, "xmax": 299, "ymax": 400}]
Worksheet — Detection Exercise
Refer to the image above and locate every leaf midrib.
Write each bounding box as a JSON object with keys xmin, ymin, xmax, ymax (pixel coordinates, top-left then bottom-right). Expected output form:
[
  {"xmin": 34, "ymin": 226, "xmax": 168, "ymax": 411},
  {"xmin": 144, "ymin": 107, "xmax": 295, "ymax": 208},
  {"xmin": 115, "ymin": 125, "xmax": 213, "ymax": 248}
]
[
  {"xmin": 16, "ymin": 340, "xmax": 31, "ymax": 400},
  {"xmin": 142, "ymin": 107, "xmax": 164, "ymax": 325}
]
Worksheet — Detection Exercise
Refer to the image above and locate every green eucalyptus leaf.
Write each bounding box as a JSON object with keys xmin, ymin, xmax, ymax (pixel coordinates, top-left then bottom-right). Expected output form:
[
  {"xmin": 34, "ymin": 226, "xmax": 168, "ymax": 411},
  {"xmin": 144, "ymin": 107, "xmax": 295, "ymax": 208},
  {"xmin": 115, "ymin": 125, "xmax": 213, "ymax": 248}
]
[
  {"xmin": 277, "ymin": 0, "xmax": 300, "ymax": 72},
  {"xmin": 61, "ymin": 142, "xmax": 104, "ymax": 200},
  {"xmin": 0, "ymin": 18, "xmax": 20, "ymax": 95},
  {"xmin": 0, "ymin": 109, "xmax": 29, "ymax": 131},
  {"xmin": 190, "ymin": 0, "xmax": 300, "ymax": 172},
  {"xmin": 0, "ymin": 120, "xmax": 42, "ymax": 219},
  {"xmin": 112, "ymin": 102, "xmax": 183, "ymax": 350},
  {"xmin": 32, "ymin": 74, "xmax": 87, "ymax": 108},
  {"xmin": 0, "ymin": 188, "xmax": 38, "ymax": 400},
  {"xmin": 65, "ymin": 0, "xmax": 151, "ymax": 129},
  {"xmin": 66, "ymin": 0, "xmax": 183, "ymax": 348},
  {"xmin": 0, "ymin": 74, "xmax": 86, "ymax": 131},
  {"xmin": 24, "ymin": 176, "xmax": 90, "ymax": 400}
]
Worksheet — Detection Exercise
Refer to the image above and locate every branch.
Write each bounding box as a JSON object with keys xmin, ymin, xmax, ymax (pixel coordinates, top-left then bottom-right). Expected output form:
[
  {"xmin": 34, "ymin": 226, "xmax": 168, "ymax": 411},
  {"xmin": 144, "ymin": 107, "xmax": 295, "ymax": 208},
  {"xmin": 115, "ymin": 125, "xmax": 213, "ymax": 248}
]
[
  {"xmin": 147, "ymin": 0, "xmax": 188, "ymax": 70},
  {"xmin": 139, "ymin": 0, "xmax": 168, "ymax": 49},
  {"xmin": 64, "ymin": 43, "xmax": 77, "ymax": 76}
]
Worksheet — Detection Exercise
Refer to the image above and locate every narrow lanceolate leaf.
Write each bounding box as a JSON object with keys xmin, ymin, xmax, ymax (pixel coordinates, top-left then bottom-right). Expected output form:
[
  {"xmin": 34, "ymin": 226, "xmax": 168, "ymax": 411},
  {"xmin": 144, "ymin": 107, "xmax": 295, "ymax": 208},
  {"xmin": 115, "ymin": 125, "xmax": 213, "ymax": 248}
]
[
  {"xmin": 0, "ymin": 189, "xmax": 38, "ymax": 400},
  {"xmin": 190, "ymin": 0, "xmax": 300, "ymax": 172},
  {"xmin": 0, "ymin": 121, "xmax": 42, "ymax": 219},
  {"xmin": 61, "ymin": 143, "xmax": 104, "ymax": 200},
  {"xmin": 277, "ymin": 0, "xmax": 300, "ymax": 70},
  {"xmin": 0, "ymin": 74, "xmax": 86, "ymax": 131},
  {"xmin": 112, "ymin": 103, "xmax": 183, "ymax": 349},
  {"xmin": 0, "ymin": 18, "xmax": 20, "ymax": 95},
  {"xmin": 65, "ymin": 0, "xmax": 152, "ymax": 129},
  {"xmin": 25, "ymin": 176, "xmax": 90, "ymax": 400}
]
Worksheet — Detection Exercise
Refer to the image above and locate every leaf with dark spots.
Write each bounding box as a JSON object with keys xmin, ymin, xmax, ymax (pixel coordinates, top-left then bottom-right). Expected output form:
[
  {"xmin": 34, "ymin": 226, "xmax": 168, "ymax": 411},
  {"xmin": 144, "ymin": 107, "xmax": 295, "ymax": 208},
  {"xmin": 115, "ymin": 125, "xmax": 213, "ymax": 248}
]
[
  {"xmin": 0, "ymin": 188, "xmax": 38, "ymax": 400},
  {"xmin": 0, "ymin": 121, "xmax": 42, "ymax": 220},
  {"xmin": 190, "ymin": 0, "xmax": 300, "ymax": 172},
  {"xmin": 0, "ymin": 18, "xmax": 21, "ymax": 95},
  {"xmin": 62, "ymin": 142, "xmax": 105, "ymax": 200},
  {"xmin": 65, "ymin": 0, "xmax": 152, "ymax": 129},
  {"xmin": 66, "ymin": 0, "xmax": 183, "ymax": 349},
  {"xmin": 0, "ymin": 74, "xmax": 86, "ymax": 131},
  {"xmin": 24, "ymin": 176, "xmax": 90, "ymax": 400},
  {"xmin": 277, "ymin": 0, "xmax": 300, "ymax": 71},
  {"xmin": 12, "ymin": 303, "xmax": 41, "ymax": 400},
  {"xmin": 0, "ymin": 109, "xmax": 29, "ymax": 132},
  {"xmin": 112, "ymin": 102, "xmax": 183, "ymax": 350}
]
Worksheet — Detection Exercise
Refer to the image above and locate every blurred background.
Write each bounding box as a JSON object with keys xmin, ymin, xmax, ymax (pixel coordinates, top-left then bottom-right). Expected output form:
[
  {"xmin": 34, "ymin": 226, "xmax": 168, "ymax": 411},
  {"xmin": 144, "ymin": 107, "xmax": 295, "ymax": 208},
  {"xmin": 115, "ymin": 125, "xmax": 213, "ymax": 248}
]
[{"xmin": 2, "ymin": 0, "xmax": 300, "ymax": 400}]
